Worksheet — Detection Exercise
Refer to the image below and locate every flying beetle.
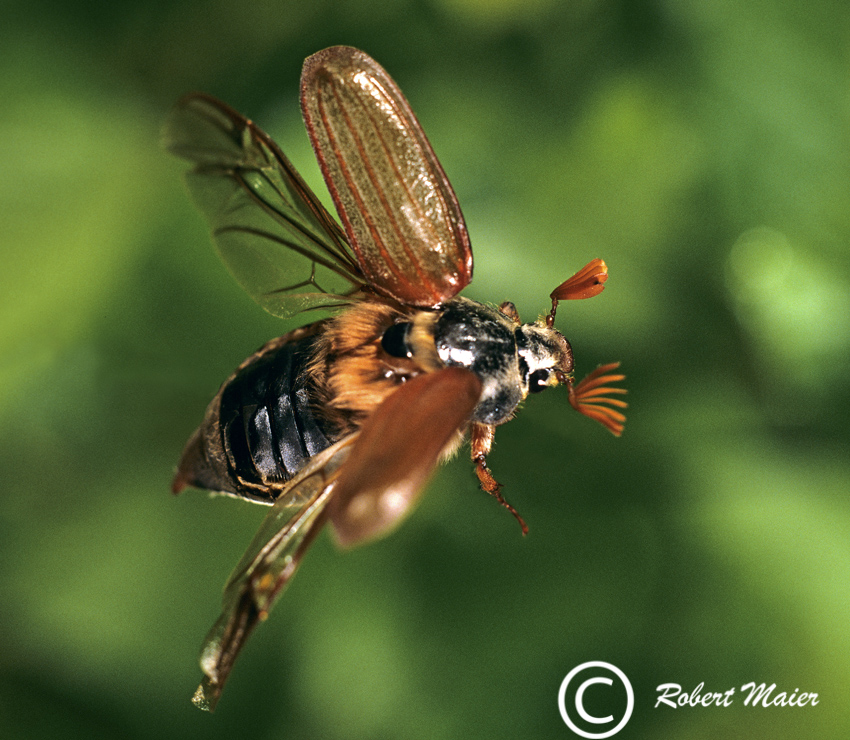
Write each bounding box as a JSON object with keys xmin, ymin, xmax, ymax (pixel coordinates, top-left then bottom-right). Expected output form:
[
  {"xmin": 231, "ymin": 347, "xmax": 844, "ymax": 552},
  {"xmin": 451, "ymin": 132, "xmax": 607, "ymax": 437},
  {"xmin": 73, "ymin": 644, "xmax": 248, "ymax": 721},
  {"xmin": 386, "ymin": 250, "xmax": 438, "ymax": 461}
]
[{"xmin": 164, "ymin": 46, "xmax": 627, "ymax": 711}]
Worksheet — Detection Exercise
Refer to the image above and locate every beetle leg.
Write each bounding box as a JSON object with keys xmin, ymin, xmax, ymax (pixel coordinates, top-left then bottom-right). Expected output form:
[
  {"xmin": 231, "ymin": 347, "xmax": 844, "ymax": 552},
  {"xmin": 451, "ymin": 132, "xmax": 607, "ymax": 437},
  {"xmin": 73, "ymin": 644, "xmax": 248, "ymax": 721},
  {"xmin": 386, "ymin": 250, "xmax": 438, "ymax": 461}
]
[
  {"xmin": 497, "ymin": 301, "xmax": 521, "ymax": 324},
  {"xmin": 470, "ymin": 422, "xmax": 528, "ymax": 535}
]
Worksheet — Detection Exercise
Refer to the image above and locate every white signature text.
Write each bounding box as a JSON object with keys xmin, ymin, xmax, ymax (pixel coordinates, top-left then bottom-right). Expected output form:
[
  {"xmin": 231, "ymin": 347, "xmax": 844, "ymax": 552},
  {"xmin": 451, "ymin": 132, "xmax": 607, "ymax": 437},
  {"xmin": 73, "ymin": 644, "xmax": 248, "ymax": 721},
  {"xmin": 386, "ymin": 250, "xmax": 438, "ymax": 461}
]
[{"xmin": 655, "ymin": 682, "xmax": 819, "ymax": 709}]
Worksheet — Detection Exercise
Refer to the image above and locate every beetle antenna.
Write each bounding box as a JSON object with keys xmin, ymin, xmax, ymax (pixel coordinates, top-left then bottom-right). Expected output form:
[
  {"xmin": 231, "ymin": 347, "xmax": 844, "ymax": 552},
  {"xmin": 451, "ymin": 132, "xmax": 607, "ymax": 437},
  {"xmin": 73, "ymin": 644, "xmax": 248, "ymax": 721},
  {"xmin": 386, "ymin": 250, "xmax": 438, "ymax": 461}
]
[
  {"xmin": 546, "ymin": 258, "xmax": 609, "ymax": 327},
  {"xmin": 565, "ymin": 362, "xmax": 627, "ymax": 436}
]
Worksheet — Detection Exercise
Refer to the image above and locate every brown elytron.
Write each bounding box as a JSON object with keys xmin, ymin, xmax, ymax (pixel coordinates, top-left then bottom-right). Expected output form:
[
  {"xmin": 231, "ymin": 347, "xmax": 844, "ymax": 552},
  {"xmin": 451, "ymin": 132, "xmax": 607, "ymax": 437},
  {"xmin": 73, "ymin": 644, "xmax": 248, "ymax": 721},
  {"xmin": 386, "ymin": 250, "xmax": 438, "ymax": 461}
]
[{"xmin": 164, "ymin": 46, "xmax": 626, "ymax": 711}]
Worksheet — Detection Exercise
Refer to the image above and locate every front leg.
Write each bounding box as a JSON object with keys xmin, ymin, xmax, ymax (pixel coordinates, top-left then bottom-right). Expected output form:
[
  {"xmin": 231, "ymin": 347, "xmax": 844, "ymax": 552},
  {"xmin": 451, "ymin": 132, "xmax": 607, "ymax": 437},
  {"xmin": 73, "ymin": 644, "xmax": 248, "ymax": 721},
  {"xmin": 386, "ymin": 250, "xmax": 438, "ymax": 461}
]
[{"xmin": 470, "ymin": 422, "xmax": 528, "ymax": 535}]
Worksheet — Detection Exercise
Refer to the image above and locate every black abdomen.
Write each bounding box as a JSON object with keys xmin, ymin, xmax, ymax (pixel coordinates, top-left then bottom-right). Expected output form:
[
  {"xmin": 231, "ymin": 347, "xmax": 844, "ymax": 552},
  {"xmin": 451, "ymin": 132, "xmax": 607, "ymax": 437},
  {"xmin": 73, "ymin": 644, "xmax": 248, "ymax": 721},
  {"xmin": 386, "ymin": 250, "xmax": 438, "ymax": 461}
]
[
  {"xmin": 218, "ymin": 334, "xmax": 331, "ymax": 495},
  {"xmin": 173, "ymin": 330, "xmax": 334, "ymax": 503}
]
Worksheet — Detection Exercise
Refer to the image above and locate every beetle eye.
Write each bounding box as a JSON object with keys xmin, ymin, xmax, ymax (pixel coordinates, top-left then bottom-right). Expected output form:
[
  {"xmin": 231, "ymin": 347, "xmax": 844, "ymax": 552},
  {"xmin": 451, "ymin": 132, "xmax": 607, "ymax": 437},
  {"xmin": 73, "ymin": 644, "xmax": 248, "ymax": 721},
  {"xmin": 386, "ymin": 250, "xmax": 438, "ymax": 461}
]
[{"xmin": 528, "ymin": 369, "xmax": 550, "ymax": 393}]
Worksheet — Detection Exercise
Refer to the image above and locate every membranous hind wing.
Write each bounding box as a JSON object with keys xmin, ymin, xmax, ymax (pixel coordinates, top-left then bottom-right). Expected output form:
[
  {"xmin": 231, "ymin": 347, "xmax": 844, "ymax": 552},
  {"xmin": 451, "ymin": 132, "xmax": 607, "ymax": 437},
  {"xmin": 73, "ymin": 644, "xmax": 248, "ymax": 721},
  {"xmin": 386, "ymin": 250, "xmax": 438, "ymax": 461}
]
[
  {"xmin": 301, "ymin": 46, "xmax": 474, "ymax": 308},
  {"xmin": 192, "ymin": 436, "xmax": 353, "ymax": 712},
  {"xmin": 163, "ymin": 94, "xmax": 365, "ymax": 317},
  {"xmin": 192, "ymin": 367, "xmax": 481, "ymax": 711}
]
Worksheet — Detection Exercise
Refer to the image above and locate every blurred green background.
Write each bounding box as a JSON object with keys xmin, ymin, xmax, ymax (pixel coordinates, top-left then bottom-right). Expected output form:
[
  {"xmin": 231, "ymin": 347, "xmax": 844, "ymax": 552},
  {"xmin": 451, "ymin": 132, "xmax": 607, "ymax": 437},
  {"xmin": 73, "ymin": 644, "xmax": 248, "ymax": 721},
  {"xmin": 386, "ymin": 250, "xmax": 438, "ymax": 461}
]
[{"xmin": 2, "ymin": 0, "xmax": 848, "ymax": 737}]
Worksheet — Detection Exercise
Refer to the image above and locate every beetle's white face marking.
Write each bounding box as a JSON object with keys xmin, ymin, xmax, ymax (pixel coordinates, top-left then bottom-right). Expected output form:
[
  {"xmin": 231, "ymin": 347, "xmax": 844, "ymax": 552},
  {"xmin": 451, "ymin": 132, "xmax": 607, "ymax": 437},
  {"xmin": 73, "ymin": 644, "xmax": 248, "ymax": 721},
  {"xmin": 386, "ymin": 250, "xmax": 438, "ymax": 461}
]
[{"xmin": 515, "ymin": 323, "xmax": 573, "ymax": 396}]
